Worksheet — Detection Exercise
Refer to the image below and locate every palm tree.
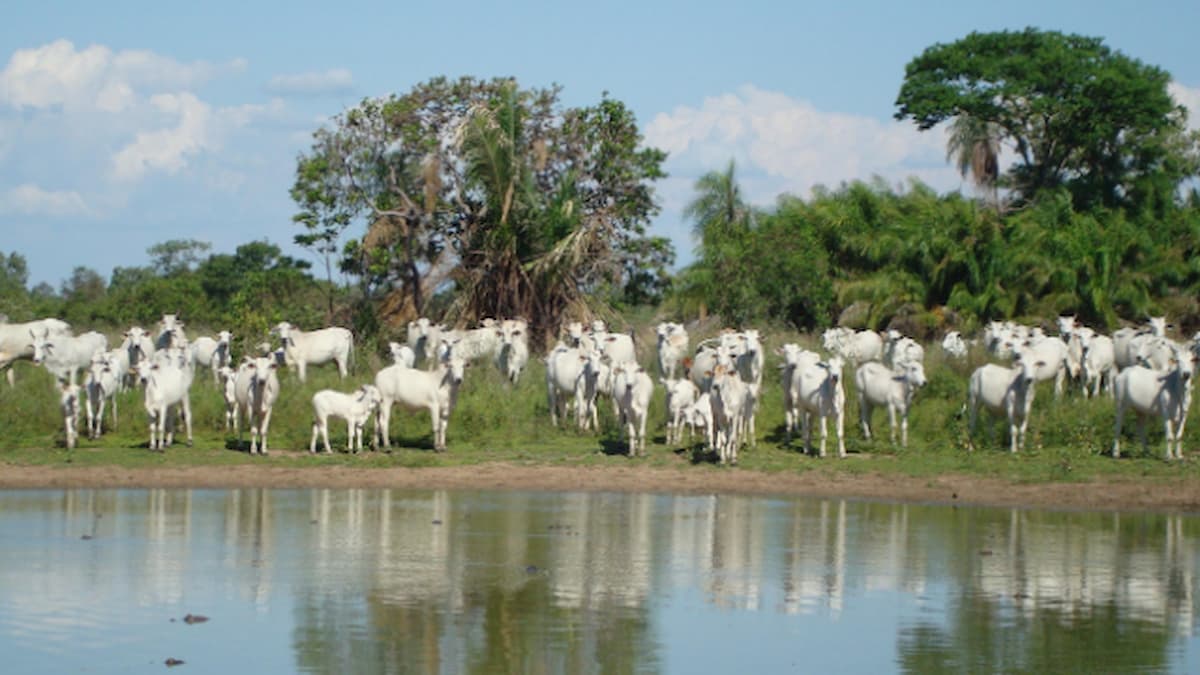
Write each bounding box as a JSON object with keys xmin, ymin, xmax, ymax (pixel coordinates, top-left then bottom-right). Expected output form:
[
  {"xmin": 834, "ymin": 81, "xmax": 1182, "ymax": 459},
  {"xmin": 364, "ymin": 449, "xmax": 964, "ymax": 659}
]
[
  {"xmin": 946, "ymin": 115, "xmax": 1002, "ymax": 208},
  {"xmin": 684, "ymin": 160, "xmax": 751, "ymax": 251}
]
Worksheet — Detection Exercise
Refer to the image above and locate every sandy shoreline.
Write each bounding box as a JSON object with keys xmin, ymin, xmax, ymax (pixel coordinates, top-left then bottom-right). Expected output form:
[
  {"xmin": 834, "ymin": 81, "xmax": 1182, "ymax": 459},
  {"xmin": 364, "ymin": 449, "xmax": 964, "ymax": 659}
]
[{"xmin": 2, "ymin": 459, "xmax": 1199, "ymax": 513}]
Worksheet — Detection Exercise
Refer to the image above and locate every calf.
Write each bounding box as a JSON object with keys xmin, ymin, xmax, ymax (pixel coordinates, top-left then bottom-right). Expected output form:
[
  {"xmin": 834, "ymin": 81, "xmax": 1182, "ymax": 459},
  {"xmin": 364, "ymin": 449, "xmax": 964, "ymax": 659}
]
[
  {"xmin": 662, "ymin": 377, "xmax": 699, "ymax": 445},
  {"xmin": 60, "ymin": 382, "xmax": 82, "ymax": 449},
  {"xmin": 374, "ymin": 354, "xmax": 467, "ymax": 452},
  {"xmin": 272, "ymin": 321, "xmax": 353, "ymax": 382},
  {"xmin": 611, "ymin": 361, "xmax": 654, "ymax": 457},
  {"xmin": 709, "ymin": 362, "xmax": 751, "ymax": 465},
  {"xmin": 884, "ymin": 330, "xmax": 925, "ymax": 368},
  {"xmin": 217, "ymin": 365, "xmax": 239, "ymax": 431},
  {"xmin": 576, "ymin": 349, "xmax": 612, "ymax": 432},
  {"xmin": 84, "ymin": 351, "xmax": 121, "ymax": 439},
  {"xmin": 135, "ymin": 358, "xmax": 194, "ymax": 451},
  {"xmin": 234, "ymin": 356, "xmax": 280, "ymax": 455},
  {"xmin": 388, "ymin": 341, "xmax": 416, "ymax": 368},
  {"xmin": 855, "ymin": 360, "xmax": 927, "ymax": 447},
  {"xmin": 310, "ymin": 384, "xmax": 384, "ymax": 454},
  {"xmin": 30, "ymin": 329, "xmax": 108, "ymax": 385},
  {"xmin": 966, "ymin": 355, "xmax": 1041, "ymax": 453},
  {"xmin": 1113, "ymin": 347, "xmax": 1194, "ymax": 460},
  {"xmin": 940, "ymin": 331, "xmax": 968, "ymax": 359},
  {"xmin": 545, "ymin": 345, "xmax": 590, "ymax": 428}
]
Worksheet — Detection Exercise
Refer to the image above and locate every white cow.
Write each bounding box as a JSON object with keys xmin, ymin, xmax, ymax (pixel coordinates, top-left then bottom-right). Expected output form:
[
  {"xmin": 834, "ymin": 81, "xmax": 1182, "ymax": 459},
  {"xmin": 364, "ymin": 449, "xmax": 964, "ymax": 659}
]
[
  {"xmin": 1079, "ymin": 333, "xmax": 1117, "ymax": 398},
  {"xmin": 1009, "ymin": 337, "xmax": 1071, "ymax": 398},
  {"xmin": 778, "ymin": 343, "xmax": 823, "ymax": 444},
  {"xmin": 271, "ymin": 321, "xmax": 353, "ymax": 382},
  {"xmin": 84, "ymin": 351, "xmax": 121, "ymax": 439},
  {"xmin": 121, "ymin": 327, "xmax": 155, "ymax": 389},
  {"xmin": 545, "ymin": 345, "xmax": 590, "ymax": 428},
  {"xmin": 564, "ymin": 321, "xmax": 597, "ymax": 352},
  {"xmin": 441, "ymin": 321, "xmax": 502, "ymax": 364},
  {"xmin": 388, "ymin": 341, "xmax": 416, "ymax": 368},
  {"xmin": 135, "ymin": 358, "xmax": 194, "ymax": 451},
  {"xmin": 190, "ymin": 330, "xmax": 233, "ymax": 384},
  {"xmin": 406, "ymin": 317, "xmax": 443, "ymax": 369},
  {"xmin": 576, "ymin": 349, "xmax": 612, "ymax": 432},
  {"xmin": 1113, "ymin": 347, "xmax": 1194, "ymax": 460},
  {"xmin": 217, "ymin": 365, "xmax": 239, "ymax": 431},
  {"xmin": 656, "ymin": 322, "xmax": 690, "ymax": 379},
  {"xmin": 234, "ymin": 355, "xmax": 280, "ymax": 455},
  {"xmin": 884, "ymin": 330, "xmax": 925, "ymax": 368},
  {"xmin": 662, "ymin": 377, "xmax": 699, "ymax": 445},
  {"xmin": 708, "ymin": 361, "xmax": 751, "ymax": 465},
  {"xmin": 684, "ymin": 392, "xmax": 714, "ymax": 446},
  {"xmin": 497, "ymin": 319, "xmax": 530, "ymax": 384},
  {"xmin": 611, "ymin": 361, "xmax": 654, "ymax": 457},
  {"xmin": 855, "ymin": 360, "xmax": 927, "ymax": 447},
  {"xmin": 0, "ymin": 318, "xmax": 72, "ymax": 386},
  {"xmin": 966, "ymin": 355, "xmax": 1042, "ymax": 454},
  {"xmin": 155, "ymin": 313, "xmax": 188, "ymax": 351},
  {"xmin": 592, "ymin": 321, "xmax": 637, "ymax": 366},
  {"xmin": 310, "ymin": 384, "xmax": 384, "ymax": 454},
  {"xmin": 374, "ymin": 353, "xmax": 467, "ymax": 452},
  {"xmin": 60, "ymin": 382, "xmax": 82, "ymax": 449},
  {"xmin": 30, "ymin": 329, "xmax": 108, "ymax": 385},
  {"xmin": 793, "ymin": 356, "xmax": 847, "ymax": 458},
  {"xmin": 822, "ymin": 328, "xmax": 883, "ymax": 366},
  {"xmin": 940, "ymin": 331, "xmax": 968, "ymax": 359}
]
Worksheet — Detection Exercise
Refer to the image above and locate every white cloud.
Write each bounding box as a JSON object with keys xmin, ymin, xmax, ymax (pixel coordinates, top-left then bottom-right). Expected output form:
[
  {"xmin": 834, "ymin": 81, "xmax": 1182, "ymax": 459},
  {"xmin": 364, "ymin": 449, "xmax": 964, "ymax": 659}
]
[
  {"xmin": 1169, "ymin": 81, "xmax": 1200, "ymax": 130},
  {"xmin": 266, "ymin": 68, "xmax": 354, "ymax": 96},
  {"xmin": 111, "ymin": 92, "xmax": 212, "ymax": 181},
  {"xmin": 645, "ymin": 85, "xmax": 958, "ymax": 207},
  {"xmin": 1, "ymin": 184, "xmax": 89, "ymax": 217},
  {"xmin": 0, "ymin": 39, "xmax": 239, "ymax": 111}
]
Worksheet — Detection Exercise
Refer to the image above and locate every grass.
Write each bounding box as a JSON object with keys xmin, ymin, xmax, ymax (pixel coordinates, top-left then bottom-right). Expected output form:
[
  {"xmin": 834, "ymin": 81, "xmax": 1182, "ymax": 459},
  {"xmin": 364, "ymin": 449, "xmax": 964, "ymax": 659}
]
[{"xmin": 1, "ymin": 323, "xmax": 1199, "ymax": 491}]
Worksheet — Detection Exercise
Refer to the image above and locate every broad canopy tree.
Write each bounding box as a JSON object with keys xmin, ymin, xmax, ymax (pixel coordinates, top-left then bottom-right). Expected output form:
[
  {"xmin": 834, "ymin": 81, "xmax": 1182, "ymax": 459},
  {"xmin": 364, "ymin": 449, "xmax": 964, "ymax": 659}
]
[
  {"xmin": 291, "ymin": 76, "xmax": 668, "ymax": 344},
  {"xmin": 895, "ymin": 28, "xmax": 1198, "ymax": 211}
]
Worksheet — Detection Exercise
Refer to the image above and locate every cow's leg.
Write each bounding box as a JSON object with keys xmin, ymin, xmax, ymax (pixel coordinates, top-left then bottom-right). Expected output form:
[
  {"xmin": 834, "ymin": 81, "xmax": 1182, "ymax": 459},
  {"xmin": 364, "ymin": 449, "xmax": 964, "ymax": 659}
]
[
  {"xmin": 310, "ymin": 420, "xmax": 320, "ymax": 453},
  {"xmin": 258, "ymin": 407, "xmax": 272, "ymax": 455},
  {"xmin": 859, "ymin": 395, "xmax": 872, "ymax": 440},
  {"xmin": 1112, "ymin": 403, "xmax": 1125, "ymax": 458}
]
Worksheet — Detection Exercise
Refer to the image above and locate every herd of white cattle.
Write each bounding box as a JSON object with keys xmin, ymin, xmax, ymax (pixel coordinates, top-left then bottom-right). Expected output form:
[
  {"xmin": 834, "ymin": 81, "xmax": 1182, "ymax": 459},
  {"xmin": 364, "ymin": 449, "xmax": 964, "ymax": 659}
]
[{"xmin": 1, "ymin": 311, "xmax": 1197, "ymax": 462}]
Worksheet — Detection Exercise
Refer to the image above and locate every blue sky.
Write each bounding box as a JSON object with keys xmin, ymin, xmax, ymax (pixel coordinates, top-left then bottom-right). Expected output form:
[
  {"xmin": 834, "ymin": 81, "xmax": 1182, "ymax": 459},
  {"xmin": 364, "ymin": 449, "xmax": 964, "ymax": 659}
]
[{"xmin": 3, "ymin": 0, "xmax": 1199, "ymax": 287}]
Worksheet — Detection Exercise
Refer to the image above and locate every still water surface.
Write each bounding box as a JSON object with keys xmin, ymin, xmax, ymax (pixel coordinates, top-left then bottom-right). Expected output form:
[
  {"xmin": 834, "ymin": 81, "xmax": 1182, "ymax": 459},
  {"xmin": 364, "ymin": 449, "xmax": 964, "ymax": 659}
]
[{"xmin": 0, "ymin": 488, "xmax": 1196, "ymax": 674}]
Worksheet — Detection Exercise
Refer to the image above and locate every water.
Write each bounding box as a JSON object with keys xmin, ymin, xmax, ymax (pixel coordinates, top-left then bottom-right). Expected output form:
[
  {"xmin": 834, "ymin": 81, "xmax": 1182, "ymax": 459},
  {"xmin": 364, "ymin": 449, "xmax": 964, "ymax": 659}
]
[{"xmin": 0, "ymin": 489, "xmax": 1196, "ymax": 674}]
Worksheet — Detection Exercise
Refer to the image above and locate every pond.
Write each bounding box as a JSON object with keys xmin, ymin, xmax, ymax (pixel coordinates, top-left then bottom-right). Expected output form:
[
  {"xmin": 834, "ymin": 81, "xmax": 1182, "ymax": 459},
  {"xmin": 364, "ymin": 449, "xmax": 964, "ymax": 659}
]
[{"xmin": 0, "ymin": 488, "xmax": 1196, "ymax": 673}]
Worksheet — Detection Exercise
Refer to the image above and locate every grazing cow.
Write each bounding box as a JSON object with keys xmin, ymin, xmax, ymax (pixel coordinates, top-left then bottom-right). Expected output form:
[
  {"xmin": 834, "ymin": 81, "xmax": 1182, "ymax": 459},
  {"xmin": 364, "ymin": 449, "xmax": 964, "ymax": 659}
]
[
  {"xmin": 29, "ymin": 329, "xmax": 108, "ymax": 385},
  {"xmin": 155, "ymin": 313, "xmax": 188, "ymax": 351},
  {"xmin": 1113, "ymin": 347, "xmax": 1194, "ymax": 460},
  {"xmin": 611, "ymin": 361, "xmax": 654, "ymax": 457},
  {"xmin": 84, "ymin": 351, "xmax": 121, "ymax": 439},
  {"xmin": 135, "ymin": 357, "xmax": 194, "ymax": 451},
  {"xmin": 59, "ymin": 382, "xmax": 82, "ymax": 449},
  {"xmin": 662, "ymin": 377, "xmax": 699, "ymax": 445},
  {"xmin": 777, "ymin": 343, "xmax": 822, "ymax": 444},
  {"xmin": 271, "ymin": 321, "xmax": 353, "ymax": 383},
  {"xmin": 793, "ymin": 356, "xmax": 847, "ymax": 458},
  {"xmin": 374, "ymin": 353, "xmax": 467, "ymax": 452},
  {"xmin": 190, "ymin": 331, "xmax": 233, "ymax": 384},
  {"xmin": 855, "ymin": 360, "xmax": 927, "ymax": 447},
  {"xmin": 406, "ymin": 317, "xmax": 443, "ymax": 369},
  {"xmin": 656, "ymin": 322, "xmax": 689, "ymax": 379},
  {"xmin": 0, "ymin": 318, "xmax": 72, "ymax": 386},
  {"xmin": 709, "ymin": 362, "xmax": 751, "ymax": 465},
  {"xmin": 822, "ymin": 328, "xmax": 883, "ymax": 366},
  {"xmin": 497, "ymin": 319, "xmax": 530, "ymax": 384},
  {"xmin": 310, "ymin": 384, "xmax": 384, "ymax": 454},
  {"xmin": 966, "ymin": 355, "xmax": 1042, "ymax": 454},
  {"xmin": 545, "ymin": 345, "xmax": 591, "ymax": 428},
  {"xmin": 1079, "ymin": 333, "xmax": 1117, "ymax": 398},
  {"xmin": 217, "ymin": 365, "xmax": 239, "ymax": 431},
  {"xmin": 234, "ymin": 356, "xmax": 280, "ymax": 455},
  {"xmin": 884, "ymin": 330, "xmax": 925, "ymax": 368},
  {"xmin": 940, "ymin": 331, "xmax": 968, "ymax": 359},
  {"xmin": 388, "ymin": 341, "xmax": 416, "ymax": 368}
]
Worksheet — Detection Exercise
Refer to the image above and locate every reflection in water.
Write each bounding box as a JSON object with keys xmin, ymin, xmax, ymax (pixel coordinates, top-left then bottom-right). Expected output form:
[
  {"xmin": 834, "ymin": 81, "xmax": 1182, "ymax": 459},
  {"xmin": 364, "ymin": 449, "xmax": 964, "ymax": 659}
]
[{"xmin": 0, "ymin": 489, "xmax": 1196, "ymax": 673}]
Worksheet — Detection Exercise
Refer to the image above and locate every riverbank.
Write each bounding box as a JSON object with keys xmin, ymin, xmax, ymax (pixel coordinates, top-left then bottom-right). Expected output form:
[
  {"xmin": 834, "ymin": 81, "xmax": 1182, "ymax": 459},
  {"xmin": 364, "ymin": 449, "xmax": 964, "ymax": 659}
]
[{"xmin": 3, "ymin": 456, "xmax": 1199, "ymax": 513}]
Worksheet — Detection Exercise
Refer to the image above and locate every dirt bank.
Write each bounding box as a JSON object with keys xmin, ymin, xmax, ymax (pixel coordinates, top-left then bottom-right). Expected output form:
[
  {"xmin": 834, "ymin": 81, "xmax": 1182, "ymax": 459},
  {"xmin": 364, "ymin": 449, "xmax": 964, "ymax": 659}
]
[{"xmin": 2, "ymin": 457, "xmax": 1199, "ymax": 512}]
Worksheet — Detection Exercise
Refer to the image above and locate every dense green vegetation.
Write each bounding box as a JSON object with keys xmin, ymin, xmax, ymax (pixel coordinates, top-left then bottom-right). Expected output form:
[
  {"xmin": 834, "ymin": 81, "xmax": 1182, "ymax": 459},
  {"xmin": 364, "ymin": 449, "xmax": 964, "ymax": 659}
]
[{"xmin": 1, "ymin": 28, "xmax": 1199, "ymax": 486}]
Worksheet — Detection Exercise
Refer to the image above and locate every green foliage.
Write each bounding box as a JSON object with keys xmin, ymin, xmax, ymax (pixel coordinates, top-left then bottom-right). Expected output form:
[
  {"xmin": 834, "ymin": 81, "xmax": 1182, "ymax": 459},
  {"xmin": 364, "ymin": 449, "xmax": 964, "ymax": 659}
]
[{"xmin": 895, "ymin": 27, "xmax": 1198, "ymax": 210}]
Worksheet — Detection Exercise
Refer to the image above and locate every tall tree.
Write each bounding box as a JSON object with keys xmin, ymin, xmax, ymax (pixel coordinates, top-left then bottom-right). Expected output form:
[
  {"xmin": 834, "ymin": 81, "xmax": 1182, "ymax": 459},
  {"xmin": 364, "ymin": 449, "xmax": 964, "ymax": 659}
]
[
  {"xmin": 895, "ymin": 28, "xmax": 1197, "ymax": 210},
  {"xmin": 945, "ymin": 114, "xmax": 1001, "ymax": 208},
  {"xmin": 684, "ymin": 160, "xmax": 750, "ymax": 250}
]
